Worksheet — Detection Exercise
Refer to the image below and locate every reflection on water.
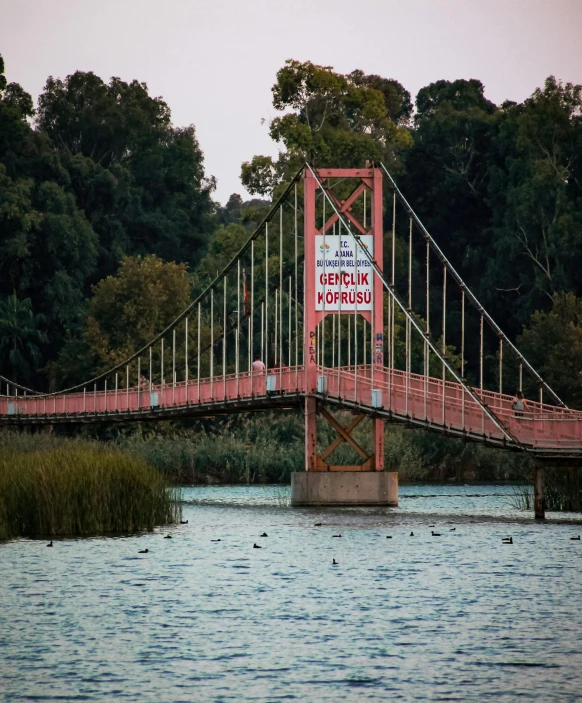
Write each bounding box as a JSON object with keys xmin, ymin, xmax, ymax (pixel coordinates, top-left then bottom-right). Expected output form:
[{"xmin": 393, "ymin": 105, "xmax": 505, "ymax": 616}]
[{"xmin": 1, "ymin": 484, "xmax": 581, "ymax": 701}]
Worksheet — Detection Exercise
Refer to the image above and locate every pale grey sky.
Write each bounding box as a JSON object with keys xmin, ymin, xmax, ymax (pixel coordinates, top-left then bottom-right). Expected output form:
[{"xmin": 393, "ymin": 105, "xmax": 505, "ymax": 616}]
[{"xmin": 1, "ymin": 0, "xmax": 581, "ymax": 203}]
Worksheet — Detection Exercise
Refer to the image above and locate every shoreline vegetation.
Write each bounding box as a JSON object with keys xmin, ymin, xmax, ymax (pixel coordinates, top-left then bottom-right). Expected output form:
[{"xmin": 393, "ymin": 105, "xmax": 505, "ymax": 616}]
[
  {"xmin": 0, "ymin": 434, "xmax": 181, "ymax": 540},
  {"xmin": 1, "ymin": 408, "xmax": 580, "ymax": 539}
]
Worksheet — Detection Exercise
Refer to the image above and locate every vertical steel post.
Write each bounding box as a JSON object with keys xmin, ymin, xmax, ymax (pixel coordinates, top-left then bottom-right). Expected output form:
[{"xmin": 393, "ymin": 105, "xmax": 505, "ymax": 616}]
[
  {"xmin": 172, "ymin": 329, "xmax": 176, "ymax": 405},
  {"xmin": 288, "ymin": 276, "xmax": 292, "ymax": 370},
  {"xmin": 149, "ymin": 346, "xmax": 153, "ymax": 393},
  {"xmin": 185, "ymin": 318, "xmax": 189, "ymax": 403},
  {"xmin": 275, "ymin": 288, "xmax": 279, "ymax": 367},
  {"xmin": 264, "ymin": 226, "xmax": 268, "ymax": 371},
  {"xmin": 442, "ymin": 265, "xmax": 447, "ymax": 425},
  {"xmin": 294, "ymin": 183, "xmax": 299, "ymax": 390},
  {"xmin": 499, "ymin": 338, "xmax": 503, "ymax": 397},
  {"xmin": 252, "ymin": 240, "xmax": 257, "ymax": 371},
  {"xmin": 363, "ymin": 315, "xmax": 367, "ymax": 367},
  {"xmin": 197, "ymin": 302, "xmax": 201, "ymax": 403},
  {"xmin": 461, "ymin": 290, "xmax": 465, "ymax": 428},
  {"xmin": 280, "ymin": 204, "xmax": 283, "ymax": 390},
  {"xmin": 406, "ymin": 218, "xmax": 412, "ymax": 416},
  {"xmin": 480, "ymin": 314, "xmax": 484, "ymax": 434},
  {"xmin": 261, "ymin": 302, "xmax": 264, "ymax": 364},
  {"xmin": 223, "ymin": 275, "xmax": 227, "ymax": 400},
  {"xmin": 424, "ymin": 241, "xmax": 430, "ymax": 420},
  {"xmin": 480, "ymin": 314, "xmax": 484, "ymax": 390},
  {"xmin": 237, "ymin": 262, "xmax": 240, "ymax": 397},
  {"xmin": 390, "ymin": 189, "xmax": 396, "ymax": 385},
  {"xmin": 210, "ymin": 288, "xmax": 214, "ymax": 399}
]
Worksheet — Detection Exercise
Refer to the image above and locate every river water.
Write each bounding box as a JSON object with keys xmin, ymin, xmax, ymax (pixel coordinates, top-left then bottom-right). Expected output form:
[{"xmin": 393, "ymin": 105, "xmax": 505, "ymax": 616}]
[{"xmin": 1, "ymin": 484, "xmax": 581, "ymax": 702}]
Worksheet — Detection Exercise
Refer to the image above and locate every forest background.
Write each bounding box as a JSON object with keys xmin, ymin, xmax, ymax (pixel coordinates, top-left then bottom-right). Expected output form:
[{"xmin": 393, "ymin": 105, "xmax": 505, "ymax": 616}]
[{"xmin": 1, "ymin": 53, "xmax": 581, "ymax": 486}]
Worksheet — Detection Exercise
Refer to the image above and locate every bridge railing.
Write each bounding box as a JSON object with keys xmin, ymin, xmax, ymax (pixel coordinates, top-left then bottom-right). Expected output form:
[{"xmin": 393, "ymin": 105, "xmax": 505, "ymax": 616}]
[{"xmin": 318, "ymin": 364, "xmax": 582, "ymax": 450}]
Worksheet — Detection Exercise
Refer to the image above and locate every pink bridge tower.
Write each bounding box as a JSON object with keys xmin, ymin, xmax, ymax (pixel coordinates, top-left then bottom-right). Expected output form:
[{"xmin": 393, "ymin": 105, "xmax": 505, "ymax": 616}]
[{"xmin": 292, "ymin": 166, "xmax": 398, "ymax": 506}]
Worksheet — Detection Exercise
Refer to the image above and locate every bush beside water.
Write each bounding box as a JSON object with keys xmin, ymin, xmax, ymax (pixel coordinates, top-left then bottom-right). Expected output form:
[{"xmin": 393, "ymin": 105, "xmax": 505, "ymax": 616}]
[
  {"xmin": 0, "ymin": 435, "xmax": 180, "ymax": 540},
  {"xmin": 117, "ymin": 410, "xmax": 532, "ymax": 485}
]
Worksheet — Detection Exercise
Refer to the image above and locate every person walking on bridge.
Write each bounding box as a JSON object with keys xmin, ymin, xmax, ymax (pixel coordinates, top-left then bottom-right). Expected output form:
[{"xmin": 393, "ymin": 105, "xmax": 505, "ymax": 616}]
[
  {"xmin": 252, "ymin": 354, "xmax": 265, "ymax": 394},
  {"xmin": 512, "ymin": 390, "xmax": 528, "ymax": 418},
  {"xmin": 252, "ymin": 355, "xmax": 265, "ymax": 373}
]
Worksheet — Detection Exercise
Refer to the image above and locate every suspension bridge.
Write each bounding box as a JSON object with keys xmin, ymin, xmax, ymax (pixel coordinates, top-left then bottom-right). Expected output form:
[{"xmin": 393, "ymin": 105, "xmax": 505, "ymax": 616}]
[{"xmin": 2, "ymin": 164, "xmax": 581, "ymax": 518}]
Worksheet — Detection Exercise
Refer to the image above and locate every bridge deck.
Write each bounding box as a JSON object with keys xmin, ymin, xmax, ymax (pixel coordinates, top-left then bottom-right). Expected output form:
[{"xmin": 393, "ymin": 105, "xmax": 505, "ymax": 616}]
[{"xmin": 2, "ymin": 366, "xmax": 582, "ymax": 458}]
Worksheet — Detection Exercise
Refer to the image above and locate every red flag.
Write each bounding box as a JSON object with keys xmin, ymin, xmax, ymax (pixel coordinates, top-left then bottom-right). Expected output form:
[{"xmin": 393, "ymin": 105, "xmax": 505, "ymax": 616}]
[{"xmin": 243, "ymin": 268, "xmax": 250, "ymax": 315}]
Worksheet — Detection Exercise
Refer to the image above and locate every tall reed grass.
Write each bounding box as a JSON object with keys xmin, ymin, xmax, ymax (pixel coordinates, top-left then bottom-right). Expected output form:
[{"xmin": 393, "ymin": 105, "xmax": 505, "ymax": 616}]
[{"xmin": 0, "ymin": 436, "xmax": 180, "ymax": 540}]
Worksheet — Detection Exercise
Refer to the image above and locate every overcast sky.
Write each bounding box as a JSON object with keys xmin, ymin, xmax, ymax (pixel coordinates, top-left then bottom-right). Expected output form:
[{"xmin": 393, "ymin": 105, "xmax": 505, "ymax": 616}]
[{"xmin": 1, "ymin": 0, "xmax": 581, "ymax": 204}]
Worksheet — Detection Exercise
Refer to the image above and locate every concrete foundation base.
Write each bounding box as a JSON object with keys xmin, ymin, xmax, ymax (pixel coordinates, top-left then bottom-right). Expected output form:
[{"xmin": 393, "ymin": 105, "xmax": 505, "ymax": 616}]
[{"xmin": 291, "ymin": 471, "xmax": 398, "ymax": 506}]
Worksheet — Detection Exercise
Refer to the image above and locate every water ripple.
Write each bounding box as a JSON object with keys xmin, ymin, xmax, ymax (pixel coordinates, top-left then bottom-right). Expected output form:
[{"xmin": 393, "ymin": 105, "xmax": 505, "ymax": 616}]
[{"xmin": 1, "ymin": 483, "xmax": 581, "ymax": 701}]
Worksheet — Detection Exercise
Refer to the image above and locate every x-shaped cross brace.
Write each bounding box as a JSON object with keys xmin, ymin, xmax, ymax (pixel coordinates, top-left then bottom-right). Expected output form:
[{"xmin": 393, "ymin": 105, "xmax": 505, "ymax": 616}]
[{"xmin": 316, "ymin": 408, "xmax": 374, "ymax": 471}]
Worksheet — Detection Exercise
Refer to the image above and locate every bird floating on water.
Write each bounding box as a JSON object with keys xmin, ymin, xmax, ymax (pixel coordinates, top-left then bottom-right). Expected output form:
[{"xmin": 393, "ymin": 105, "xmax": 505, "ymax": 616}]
[
  {"xmin": 332, "ymin": 559, "xmax": 338, "ymax": 566},
  {"xmin": 164, "ymin": 535, "xmax": 172, "ymax": 539},
  {"xmin": 429, "ymin": 525, "xmax": 435, "ymax": 528},
  {"xmin": 449, "ymin": 528, "xmax": 456, "ymax": 531},
  {"xmin": 410, "ymin": 532, "xmax": 414, "ymax": 537},
  {"xmin": 253, "ymin": 543, "xmax": 262, "ymax": 549},
  {"xmin": 138, "ymin": 549, "xmax": 148, "ymax": 554},
  {"xmin": 332, "ymin": 534, "xmax": 342, "ymax": 538},
  {"xmin": 386, "ymin": 536, "xmax": 393, "ymax": 539},
  {"xmin": 211, "ymin": 539, "xmax": 221, "ymax": 542},
  {"xmin": 570, "ymin": 535, "xmax": 581, "ymax": 541},
  {"xmin": 502, "ymin": 537, "xmax": 513, "ymax": 544},
  {"xmin": 180, "ymin": 520, "xmax": 188, "ymax": 524},
  {"xmin": 260, "ymin": 532, "xmax": 268, "ymax": 537},
  {"xmin": 431, "ymin": 531, "xmax": 441, "ymax": 537},
  {"xmin": 314, "ymin": 523, "xmax": 322, "ymax": 526},
  {"xmin": 46, "ymin": 541, "xmax": 53, "ymax": 547}
]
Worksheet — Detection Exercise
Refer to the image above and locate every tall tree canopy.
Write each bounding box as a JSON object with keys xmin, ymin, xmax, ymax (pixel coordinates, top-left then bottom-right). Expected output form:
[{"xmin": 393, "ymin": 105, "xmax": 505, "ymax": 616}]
[
  {"xmin": 36, "ymin": 71, "xmax": 216, "ymax": 272},
  {"xmin": 0, "ymin": 54, "xmax": 217, "ymax": 388},
  {"xmin": 241, "ymin": 60, "xmax": 413, "ymax": 196}
]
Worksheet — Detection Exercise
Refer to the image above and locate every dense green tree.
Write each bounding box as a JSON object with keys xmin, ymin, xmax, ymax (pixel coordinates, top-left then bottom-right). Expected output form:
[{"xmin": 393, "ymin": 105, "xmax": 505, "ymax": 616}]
[
  {"xmin": 518, "ymin": 292, "xmax": 582, "ymax": 408},
  {"xmin": 0, "ymin": 293, "xmax": 47, "ymax": 382},
  {"xmin": 241, "ymin": 60, "xmax": 412, "ymax": 196},
  {"xmin": 48, "ymin": 255, "xmax": 194, "ymax": 386},
  {"xmin": 485, "ymin": 77, "xmax": 582, "ymax": 328},
  {"xmin": 217, "ymin": 193, "xmax": 270, "ymax": 230},
  {"xmin": 36, "ymin": 71, "xmax": 217, "ymax": 273},
  {"xmin": 415, "ymin": 79, "xmax": 496, "ymax": 121},
  {"xmin": 0, "ymin": 54, "xmax": 219, "ymax": 386},
  {"xmin": 0, "ymin": 57, "xmax": 99, "ymax": 370},
  {"xmin": 402, "ymin": 79, "xmax": 498, "ymax": 279}
]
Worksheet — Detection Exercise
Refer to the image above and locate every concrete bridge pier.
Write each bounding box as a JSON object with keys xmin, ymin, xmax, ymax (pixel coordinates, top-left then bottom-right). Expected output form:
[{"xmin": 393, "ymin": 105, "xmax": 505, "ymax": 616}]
[
  {"xmin": 291, "ymin": 397, "xmax": 398, "ymax": 506},
  {"xmin": 534, "ymin": 465, "xmax": 546, "ymax": 520}
]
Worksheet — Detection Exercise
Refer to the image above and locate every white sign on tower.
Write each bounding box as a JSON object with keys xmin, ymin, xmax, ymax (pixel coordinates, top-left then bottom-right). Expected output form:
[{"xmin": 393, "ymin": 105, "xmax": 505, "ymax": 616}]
[{"xmin": 315, "ymin": 234, "xmax": 374, "ymax": 312}]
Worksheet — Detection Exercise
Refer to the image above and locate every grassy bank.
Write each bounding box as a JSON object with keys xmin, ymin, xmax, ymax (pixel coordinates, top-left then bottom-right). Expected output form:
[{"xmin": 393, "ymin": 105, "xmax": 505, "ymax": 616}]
[
  {"xmin": 512, "ymin": 468, "xmax": 582, "ymax": 513},
  {"xmin": 0, "ymin": 434, "xmax": 180, "ymax": 540},
  {"xmin": 114, "ymin": 410, "xmax": 532, "ymax": 485}
]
